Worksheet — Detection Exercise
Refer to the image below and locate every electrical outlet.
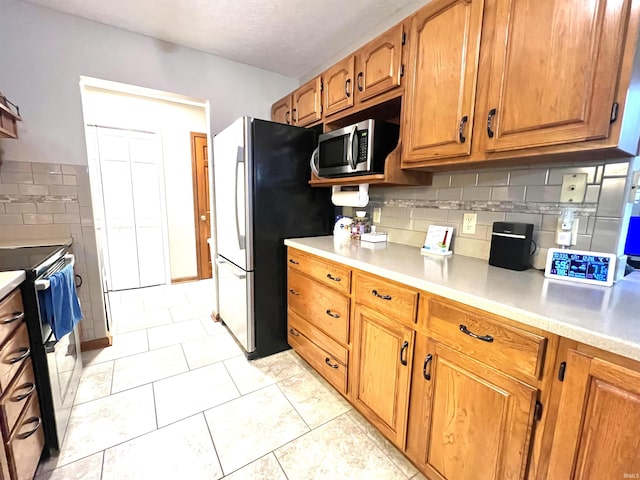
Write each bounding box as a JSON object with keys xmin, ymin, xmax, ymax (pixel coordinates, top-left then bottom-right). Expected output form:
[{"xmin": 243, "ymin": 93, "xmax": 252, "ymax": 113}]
[
  {"xmin": 463, "ymin": 213, "xmax": 477, "ymax": 234},
  {"xmin": 560, "ymin": 173, "xmax": 588, "ymax": 203},
  {"xmin": 373, "ymin": 208, "xmax": 381, "ymax": 224}
]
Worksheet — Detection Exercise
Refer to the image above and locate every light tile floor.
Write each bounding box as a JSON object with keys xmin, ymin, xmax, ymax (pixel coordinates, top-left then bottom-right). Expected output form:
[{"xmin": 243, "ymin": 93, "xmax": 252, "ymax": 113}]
[{"xmin": 35, "ymin": 280, "xmax": 427, "ymax": 480}]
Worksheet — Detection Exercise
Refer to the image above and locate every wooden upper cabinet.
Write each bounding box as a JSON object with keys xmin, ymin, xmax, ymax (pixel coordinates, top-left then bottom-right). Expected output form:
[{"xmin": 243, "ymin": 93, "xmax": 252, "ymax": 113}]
[
  {"xmin": 292, "ymin": 76, "xmax": 322, "ymax": 127},
  {"xmin": 355, "ymin": 23, "xmax": 404, "ymax": 103},
  {"xmin": 478, "ymin": 0, "xmax": 632, "ymax": 153},
  {"xmin": 402, "ymin": 0, "xmax": 485, "ymax": 164},
  {"xmin": 271, "ymin": 95, "xmax": 291, "ymax": 125},
  {"xmin": 406, "ymin": 335, "xmax": 537, "ymax": 480},
  {"xmin": 323, "ymin": 56, "xmax": 355, "ymax": 117},
  {"xmin": 547, "ymin": 350, "xmax": 640, "ymax": 479}
]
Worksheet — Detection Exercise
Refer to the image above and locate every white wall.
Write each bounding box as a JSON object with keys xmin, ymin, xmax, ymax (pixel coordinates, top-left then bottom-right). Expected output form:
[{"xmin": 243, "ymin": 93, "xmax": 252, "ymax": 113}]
[
  {"xmin": 82, "ymin": 86, "xmax": 207, "ymax": 281},
  {"xmin": 0, "ymin": 0, "xmax": 298, "ymax": 167}
]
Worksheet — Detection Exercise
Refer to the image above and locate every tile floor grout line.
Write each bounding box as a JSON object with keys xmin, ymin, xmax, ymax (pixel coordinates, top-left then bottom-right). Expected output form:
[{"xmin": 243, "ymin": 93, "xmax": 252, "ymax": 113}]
[
  {"xmin": 200, "ymin": 411, "xmax": 226, "ymax": 479},
  {"xmin": 272, "ymin": 451, "xmax": 292, "ymax": 480},
  {"xmin": 274, "ymin": 380, "xmax": 313, "ymax": 432}
]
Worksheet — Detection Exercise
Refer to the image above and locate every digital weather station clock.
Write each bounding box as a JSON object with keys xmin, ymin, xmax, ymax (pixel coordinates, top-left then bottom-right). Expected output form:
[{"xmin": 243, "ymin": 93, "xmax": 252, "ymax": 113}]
[{"xmin": 544, "ymin": 248, "xmax": 616, "ymax": 287}]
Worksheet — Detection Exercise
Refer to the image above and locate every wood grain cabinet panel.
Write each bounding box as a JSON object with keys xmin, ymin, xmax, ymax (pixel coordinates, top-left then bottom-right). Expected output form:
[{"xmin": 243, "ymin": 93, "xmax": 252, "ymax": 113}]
[
  {"xmin": 0, "ymin": 324, "xmax": 30, "ymax": 394},
  {"xmin": 323, "ymin": 56, "xmax": 355, "ymax": 117},
  {"xmin": 0, "ymin": 360, "xmax": 37, "ymax": 439},
  {"xmin": 402, "ymin": 0, "xmax": 485, "ymax": 164},
  {"xmin": 406, "ymin": 335, "xmax": 537, "ymax": 480},
  {"xmin": 292, "ymin": 76, "xmax": 322, "ymax": 127},
  {"xmin": 6, "ymin": 394, "xmax": 44, "ymax": 480},
  {"xmin": 547, "ymin": 350, "xmax": 640, "ymax": 479},
  {"xmin": 0, "ymin": 290, "xmax": 24, "ymax": 347},
  {"xmin": 287, "ymin": 249, "xmax": 351, "ymax": 294},
  {"xmin": 354, "ymin": 272, "xmax": 418, "ymax": 326},
  {"xmin": 270, "ymin": 95, "xmax": 292, "ymax": 125},
  {"xmin": 477, "ymin": 0, "xmax": 632, "ymax": 153}
]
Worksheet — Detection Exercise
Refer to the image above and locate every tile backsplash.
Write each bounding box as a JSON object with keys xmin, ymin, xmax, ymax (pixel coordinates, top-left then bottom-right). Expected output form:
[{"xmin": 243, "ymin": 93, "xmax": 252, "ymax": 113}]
[
  {"xmin": 345, "ymin": 160, "xmax": 633, "ymax": 269},
  {"xmin": 0, "ymin": 160, "xmax": 106, "ymax": 342}
]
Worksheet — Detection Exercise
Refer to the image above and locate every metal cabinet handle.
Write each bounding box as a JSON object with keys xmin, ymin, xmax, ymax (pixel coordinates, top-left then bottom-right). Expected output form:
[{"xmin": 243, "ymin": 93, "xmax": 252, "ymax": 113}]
[
  {"xmin": 289, "ymin": 258, "xmax": 299, "ymax": 265},
  {"xmin": 285, "ymin": 111, "xmax": 290, "ymax": 124},
  {"xmin": 8, "ymin": 347, "xmax": 30, "ymax": 364},
  {"xmin": 289, "ymin": 328, "xmax": 300, "ymax": 337},
  {"xmin": 487, "ymin": 108, "xmax": 497, "ymax": 138},
  {"xmin": 13, "ymin": 383, "xmax": 36, "ymax": 402},
  {"xmin": 16, "ymin": 417, "xmax": 42, "ymax": 440},
  {"xmin": 345, "ymin": 79, "xmax": 351, "ymax": 98},
  {"xmin": 423, "ymin": 354, "xmax": 433, "ymax": 380},
  {"xmin": 400, "ymin": 341, "xmax": 409, "ymax": 366},
  {"xmin": 371, "ymin": 289, "xmax": 392, "ymax": 301},
  {"xmin": 356, "ymin": 72, "xmax": 364, "ymax": 92},
  {"xmin": 459, "ymin": 115, "xmax": 468, "ymax": 143},
  {"xmin": 326, "ymin": 273, "xmax": 341, "ymax": 282},
  {"xmin": 325, "ymin": 358, "xmax": 339, "ymax": 369},
  {"xmin": 293, "ymin": 108, "xmax": 298, "ymax": 123},
  {"xmin": 1, "ymin": 312, "xmax": 24, "ymax": 325},
  {"xmin": 325, "ymin": 309, "xmax": 340, "ymax": 319},
  {"xmin": 289, "ymin": 288, "xmax": 300, "ymax": 296},
  {"xmin": 459, "ymin": 324, "xmax": 494, "ymax": 343}
]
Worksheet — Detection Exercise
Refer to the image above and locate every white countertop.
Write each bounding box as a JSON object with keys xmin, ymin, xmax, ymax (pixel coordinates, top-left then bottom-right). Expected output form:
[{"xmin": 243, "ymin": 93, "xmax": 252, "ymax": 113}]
[
  {"xmin": 0, "ymin": 271, "xmax": 25, "ymax": 300},
  {"xmin": 285, "ymin": 236, "xmax": 640, "ymax": 362}
]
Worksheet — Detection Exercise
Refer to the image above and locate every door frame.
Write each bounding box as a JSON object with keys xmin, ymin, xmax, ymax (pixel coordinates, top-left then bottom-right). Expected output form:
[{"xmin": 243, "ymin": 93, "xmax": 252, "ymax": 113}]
[{"xmin": 191, "ymin": 131, "xmax": 211, "ymax": 280}]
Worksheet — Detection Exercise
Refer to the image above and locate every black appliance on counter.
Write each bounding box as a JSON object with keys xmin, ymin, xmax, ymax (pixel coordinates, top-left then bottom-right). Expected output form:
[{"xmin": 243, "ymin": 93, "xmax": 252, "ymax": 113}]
[
  {"xmin": 489, "ymin": 222, "xmax": 534, "ymax": 271},
  {"xmin": 0, "ymin": 244, "xmax": 82, "ymax": 455}
]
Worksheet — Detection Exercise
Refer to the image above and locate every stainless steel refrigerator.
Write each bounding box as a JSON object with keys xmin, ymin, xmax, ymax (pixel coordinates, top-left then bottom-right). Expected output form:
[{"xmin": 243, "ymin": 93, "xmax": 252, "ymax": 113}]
[{"xmin": 213, "ymin": 117, "xmax": 333, "ymax": 359}]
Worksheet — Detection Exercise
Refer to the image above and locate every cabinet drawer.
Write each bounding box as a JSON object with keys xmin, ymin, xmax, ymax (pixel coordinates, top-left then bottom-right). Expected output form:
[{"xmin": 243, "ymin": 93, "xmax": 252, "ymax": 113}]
[
  {"xmin": 0, "ymin": 323, "xmax": 30, "ymax": 394},
  {"xmin": 354, "ymin": 272, "xmax": 418, "ymax": 325},
  {"xmin": 287, "ymin": 249, "xmax": 351, "ymax": 294},
  {"xmin": 427, "ymin": 299, "xmax": 547, "ymax": 381},
  {"xmin": 288, "ymin": 322, "xmax": 348, "ymax": 395},
  {"xmin": 0, "ymin": 359, "xmax": 37, "ymax": 439},
  {"xmin": 288, "ymin": 309, "xmax": 348, "ymax": 365},
  {"xmin": 0, "ymin": 289, "xmax": 24, "ymax": 346},
  {"xmin": 288, "ymin": 269, "xmax": 350, "ymax": 345},
  {"xmin": 6, "ymin": 394, "xmax": 44, "ymax": 480}
]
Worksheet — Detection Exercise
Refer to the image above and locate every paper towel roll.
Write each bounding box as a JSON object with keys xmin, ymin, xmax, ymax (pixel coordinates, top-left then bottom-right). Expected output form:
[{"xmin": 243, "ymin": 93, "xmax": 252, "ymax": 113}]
[{"xmin": 331, "ymin": 184, "xmax": 369, "ymax": 207}]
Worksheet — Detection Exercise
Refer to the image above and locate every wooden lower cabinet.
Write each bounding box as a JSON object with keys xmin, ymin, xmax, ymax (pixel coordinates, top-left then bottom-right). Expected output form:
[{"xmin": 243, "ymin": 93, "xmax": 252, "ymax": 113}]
[
  {"xmin": 351, "ymin": 304, "xmax": 414, "ymax": 448},
  {"xmin": 546, "ymin": 349, "xmax": 640, "ymax": 479},
  {"xmin": 406, "ymin": 334, "xmax": 538, "ymax": 480}
]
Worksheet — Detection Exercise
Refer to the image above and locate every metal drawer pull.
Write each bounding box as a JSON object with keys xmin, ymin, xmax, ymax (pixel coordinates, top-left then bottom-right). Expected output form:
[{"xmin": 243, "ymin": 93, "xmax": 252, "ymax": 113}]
[
  {"xmin": 423, "ymin": 354, "xmax": 433, "ymax": 381},
  {"xmin": 326, "ymin": 273, "xmax": 341, "ymax": 282},
  {"xmin": 325, "ymin": 309, "xmax": 340, "ymax": 319},
  {"xmin": 325, "ymin": 358, "xmax": 339, "ymax": 369},
  {"xmin": 9, "ymin": 347, "xmax": 30, "ymax": 364},
  {"xmin": 13, "ymin": 383, "xmax": 36, "ymax": 402},
  {"xmin": 371, "ymin": 289, "xmax": 392, "ymax": 301},
  {"xmin": 289, "ymin": 288, "xmax": 300, "ymax": 296},
  {"xmin": 289, "ymin": 328, "xmax": 300, "ymax": 337},
  {"xmin": 1, "ymin": 312, "xmax": 24, "ymax": 325},
  {"xmin": 288, "ymin": 259, "xmax": 299, "ymax": 265},
  {"xmin": 16, "ymin": 417, "xmax": 42, "ymax": 440},
  {"xmin": 400, "ymin": 341, "xmax": 409, "ymax": 366},
  {"xmin": 487, "ymin": 108, "xmax": 497, "ymax": 138},
  {"xmin": 459, "ymin": 324, "xmax": 494, "ymax": 343}
]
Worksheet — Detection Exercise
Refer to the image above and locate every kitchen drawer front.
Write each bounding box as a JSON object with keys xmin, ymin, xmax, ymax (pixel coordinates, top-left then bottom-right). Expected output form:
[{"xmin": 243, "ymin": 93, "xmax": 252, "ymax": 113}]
[
  {"xmin": 7, "ymin": 394, "xmax": 44, "ymax": 480},
  {"xmin": 0, "ymin": 359, "xmax": 37, "ymax": 440},
  {"xmin": 288, "ymin": 309, "xmax": 348, "ymax": 365},
  {"xmin": 354, "ymin": 272, "xmax": 418, "ymax": 326},
  {"xmin": 0, "ymin": 289, "xmax": 24, "ymax": 347},
  {"xmin": 288, "ymin": 321, "xmax": 348, "ymax": 395},
  {"xmin": 287, "ymin": 249, "xmax": 351, "ymax": 294},
  {"xmin": 427, "ymin": 299, "xmax": 547, "ymax": 381},
  {"xmin": 288, "ymin": 269, "xmax": 350, "ymax": 345},
  {"xmin": 0, "ymin": 323, "xmax": 30, "ymax": 394}
]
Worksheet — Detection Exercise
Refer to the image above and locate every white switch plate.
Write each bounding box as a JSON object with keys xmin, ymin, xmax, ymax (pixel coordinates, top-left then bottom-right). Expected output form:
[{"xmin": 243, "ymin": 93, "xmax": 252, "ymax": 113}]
[
  {"xmin": 372, "ymin": 208, "xmax": 382, "ymax": 224},
  {"xmin": 463, "ymin": 213, "xmax": 477, "ymax": 234},
  {"xmin": 560, "ymin": 173, "xmax": 588, "ymax": 203}
]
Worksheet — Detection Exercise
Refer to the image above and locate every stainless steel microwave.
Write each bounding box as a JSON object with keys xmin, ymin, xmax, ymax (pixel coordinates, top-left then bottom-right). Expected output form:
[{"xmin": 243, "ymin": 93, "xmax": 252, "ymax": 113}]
[{"xmin": 312, "ymin": 119, "xmax": 400, "ymax": 178}]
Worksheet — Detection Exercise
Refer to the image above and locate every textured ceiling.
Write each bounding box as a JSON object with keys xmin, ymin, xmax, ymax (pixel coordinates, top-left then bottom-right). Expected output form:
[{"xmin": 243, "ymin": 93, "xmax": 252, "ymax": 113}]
[{"xmin": 23, "ymin": 0, "xmax": 420, "ymax": 78}]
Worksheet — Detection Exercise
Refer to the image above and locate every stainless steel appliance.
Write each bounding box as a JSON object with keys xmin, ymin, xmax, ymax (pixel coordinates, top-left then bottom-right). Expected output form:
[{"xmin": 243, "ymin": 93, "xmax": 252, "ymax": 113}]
[
  {"xmin": 0, "ymin": 244, "xmax": 82, "ymax": 454},
  {"xmin": 213, "ymin": 117, "xmax": 333, "ymax": 359},
  {"xmin": 313, "ymin": 119, "xmax": 400, "ymax": 178}
]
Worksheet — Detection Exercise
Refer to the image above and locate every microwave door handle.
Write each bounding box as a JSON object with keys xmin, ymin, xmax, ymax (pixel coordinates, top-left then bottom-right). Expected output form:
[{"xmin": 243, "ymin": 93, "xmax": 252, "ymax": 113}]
[
  {"xmin": 348, "ymin": 125, "xmax": 358, "ymax": 170},
  {"xmin": 309, "ymin": 147, "xmax": 320, "ymax": 177}
]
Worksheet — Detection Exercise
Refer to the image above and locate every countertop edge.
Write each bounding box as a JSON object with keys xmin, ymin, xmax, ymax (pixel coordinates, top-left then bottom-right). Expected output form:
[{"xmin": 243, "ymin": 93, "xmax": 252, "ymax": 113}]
[{"xmin": 0, "ymin": 271, "xmax": 26, "ymax": 300}]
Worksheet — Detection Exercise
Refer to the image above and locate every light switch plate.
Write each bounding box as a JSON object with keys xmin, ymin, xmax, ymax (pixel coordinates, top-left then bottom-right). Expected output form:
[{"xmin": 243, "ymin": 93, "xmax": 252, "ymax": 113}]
[
  {"xmin": 463, "ymin": 213, "xmax": 477, "ymax": 234},
  {"xmin": 373, "ymin": 208, "xmax": 381, "ymax": 224},
  {"xmin": 560, "ymin": 173, "xmax": 588, "ymax": 203}
]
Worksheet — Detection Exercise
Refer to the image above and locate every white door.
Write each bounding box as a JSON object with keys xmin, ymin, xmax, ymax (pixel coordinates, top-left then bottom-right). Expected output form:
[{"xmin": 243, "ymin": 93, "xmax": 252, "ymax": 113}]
[{"xmin": 96, "ymin": 127, "xmax": 166, "ymax": 290}]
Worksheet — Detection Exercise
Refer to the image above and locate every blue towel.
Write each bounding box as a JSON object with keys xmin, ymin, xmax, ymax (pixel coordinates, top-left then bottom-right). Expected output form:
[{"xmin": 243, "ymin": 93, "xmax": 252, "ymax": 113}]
[{"xmin": 38, "ymin": 264, "xmax": 83, "ymax": 341}]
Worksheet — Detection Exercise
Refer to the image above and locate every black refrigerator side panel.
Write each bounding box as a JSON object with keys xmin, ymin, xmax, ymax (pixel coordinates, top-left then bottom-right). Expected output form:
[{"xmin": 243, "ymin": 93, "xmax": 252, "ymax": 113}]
[{"xmin": 250, "ymin": 119, "xmax": 334, "ymax": 358}]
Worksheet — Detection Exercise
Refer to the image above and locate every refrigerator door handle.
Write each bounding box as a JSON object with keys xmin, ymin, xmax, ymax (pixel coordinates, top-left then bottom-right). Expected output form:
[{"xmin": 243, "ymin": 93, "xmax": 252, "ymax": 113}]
[
  {"xmin": 216, "ymin": 257, "xmax": 246, "ymax": 279},
  {"xmin": 235, "ymin": 147, "xmax": 246, "ymax": 251}
]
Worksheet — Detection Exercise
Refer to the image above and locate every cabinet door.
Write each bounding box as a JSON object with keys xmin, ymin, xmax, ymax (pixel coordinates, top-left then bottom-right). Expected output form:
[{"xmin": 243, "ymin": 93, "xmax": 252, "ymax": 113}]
[
  {"xmin": 479, "ymin": 0, "xmax": 631, "ymax": 152},
  {"xmin": 402, "ymin": 0, "xmax": 485, "ymax": 163},
  {"xmin": 271, "ymin": 95, "xmax": 291, "ymax": 125},
  {"xmin": 406, "ymin": 336, "xmax": 537, "ymax": 480},
  {"xmin": 547, "ymin": 350, "xmax": 640, "ymax": 479},
  {"xmin": 323, "ymin": 56, "xmax": 355, "ymax": 117},
  {"xmin": 355, "ymin": 23, "xmax": 404, "ymax": 103},
  {"xmin": 292, "ymin": 76, "xmax": 322, "ymax": 127},
  {"xmin": 352, "ymin": 305, "xmax": 414, "ymax": 448}
]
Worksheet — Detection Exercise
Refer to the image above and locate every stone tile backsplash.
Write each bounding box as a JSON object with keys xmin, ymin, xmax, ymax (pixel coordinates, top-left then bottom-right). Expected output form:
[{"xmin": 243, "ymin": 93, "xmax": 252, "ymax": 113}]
[
  {"xmin": 0, "ymin": 160, "xmax": 106, "ymax": 342},
  {"xmin": 344, "ymin": 160, "xmax": 633, "ymax": 269}
]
